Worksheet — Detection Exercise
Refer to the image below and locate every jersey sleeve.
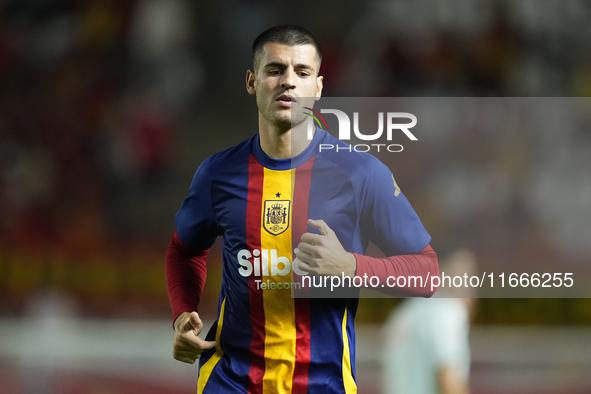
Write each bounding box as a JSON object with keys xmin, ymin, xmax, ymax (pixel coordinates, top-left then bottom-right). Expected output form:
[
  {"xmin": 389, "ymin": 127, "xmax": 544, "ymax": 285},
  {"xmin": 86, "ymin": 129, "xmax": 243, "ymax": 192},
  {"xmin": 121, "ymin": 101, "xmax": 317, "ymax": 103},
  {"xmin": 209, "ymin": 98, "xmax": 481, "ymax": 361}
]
[
  {"xmin": 359, "ymin": 159, "xmax": 431, "ymax": 255},
  {"xmin": 353, "ymin": 244, "xmax": 439, "ymax": 297},
  {"xmin": 431, "ymin": 301, "xmax": 470, "ymax": 370},
  {"xmin": 166, "ymin": 231, "xmax": 209, "ymax": 323},
  {"xmin": 175, "ymin": 159, "xmax": 220, "ymax": 251}
]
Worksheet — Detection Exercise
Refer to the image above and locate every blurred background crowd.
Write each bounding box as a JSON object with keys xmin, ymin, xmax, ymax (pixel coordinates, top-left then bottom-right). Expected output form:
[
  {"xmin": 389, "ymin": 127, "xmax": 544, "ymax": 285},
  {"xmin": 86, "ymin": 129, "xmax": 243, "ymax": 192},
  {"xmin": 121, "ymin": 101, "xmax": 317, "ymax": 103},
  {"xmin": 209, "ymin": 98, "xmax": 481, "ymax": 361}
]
[{"xmin": 0, "ymin": 0, "xmax": 590, "ymax": 393}]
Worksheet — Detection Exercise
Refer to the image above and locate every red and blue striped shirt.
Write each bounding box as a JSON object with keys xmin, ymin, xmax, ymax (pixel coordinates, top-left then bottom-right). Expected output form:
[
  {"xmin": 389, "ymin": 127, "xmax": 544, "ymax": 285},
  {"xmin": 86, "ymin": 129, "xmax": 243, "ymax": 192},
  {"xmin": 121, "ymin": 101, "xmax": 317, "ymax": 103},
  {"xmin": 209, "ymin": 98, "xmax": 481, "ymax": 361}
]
[{"xmin": 170, "ymin": 128, "xmax": 433, "ymax": 394}]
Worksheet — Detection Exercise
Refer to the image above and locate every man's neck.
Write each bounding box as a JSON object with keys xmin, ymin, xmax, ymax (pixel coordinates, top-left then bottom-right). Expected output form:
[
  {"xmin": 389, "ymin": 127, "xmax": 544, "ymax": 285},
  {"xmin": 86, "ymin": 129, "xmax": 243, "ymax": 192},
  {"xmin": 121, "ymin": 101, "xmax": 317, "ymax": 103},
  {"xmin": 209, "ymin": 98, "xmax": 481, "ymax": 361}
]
[{"xmin": 258, "ymin": 118, "xmax": 313, "ymax": 160}]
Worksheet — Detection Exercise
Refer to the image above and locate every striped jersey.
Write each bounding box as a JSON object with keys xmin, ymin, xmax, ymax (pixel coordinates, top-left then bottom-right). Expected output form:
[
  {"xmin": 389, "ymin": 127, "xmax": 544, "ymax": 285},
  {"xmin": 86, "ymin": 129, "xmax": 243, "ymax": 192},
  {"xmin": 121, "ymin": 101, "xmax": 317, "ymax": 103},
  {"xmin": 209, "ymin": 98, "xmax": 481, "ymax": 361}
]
[{"xmin": 175, "ymin": 128, "xmax": 431, "ymax": 394}]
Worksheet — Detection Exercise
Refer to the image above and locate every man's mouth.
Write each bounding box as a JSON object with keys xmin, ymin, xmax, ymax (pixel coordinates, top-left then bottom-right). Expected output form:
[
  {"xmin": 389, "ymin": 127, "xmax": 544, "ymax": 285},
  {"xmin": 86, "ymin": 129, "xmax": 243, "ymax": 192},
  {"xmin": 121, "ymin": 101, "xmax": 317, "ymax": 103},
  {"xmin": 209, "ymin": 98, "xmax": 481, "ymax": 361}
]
[{"xmin": 276, "ymin": 94, "xmax": 296, "ymax": 107}]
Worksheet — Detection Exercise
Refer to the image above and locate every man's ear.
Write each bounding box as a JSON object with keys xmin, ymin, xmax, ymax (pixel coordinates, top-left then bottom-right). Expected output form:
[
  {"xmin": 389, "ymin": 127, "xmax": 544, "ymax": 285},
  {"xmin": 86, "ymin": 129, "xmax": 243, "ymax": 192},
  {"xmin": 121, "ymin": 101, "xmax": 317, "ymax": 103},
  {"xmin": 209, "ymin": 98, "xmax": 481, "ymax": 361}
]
[
  {"xmin": 246, "ymin": 69, "xmax": 256, "ymax": 96},
  {"xmin": 315, "ymin": 75, "xmax": 323, "ymax": 100}
]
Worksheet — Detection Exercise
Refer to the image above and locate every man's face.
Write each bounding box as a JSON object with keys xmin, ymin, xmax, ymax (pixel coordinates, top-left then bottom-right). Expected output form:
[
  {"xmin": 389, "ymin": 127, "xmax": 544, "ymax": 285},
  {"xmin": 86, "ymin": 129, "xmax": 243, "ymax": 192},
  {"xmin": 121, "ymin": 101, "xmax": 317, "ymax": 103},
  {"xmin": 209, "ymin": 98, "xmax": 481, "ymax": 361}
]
[{"xmin": 246, "ymin": 43, "xmax": 323, "ymax": 130}]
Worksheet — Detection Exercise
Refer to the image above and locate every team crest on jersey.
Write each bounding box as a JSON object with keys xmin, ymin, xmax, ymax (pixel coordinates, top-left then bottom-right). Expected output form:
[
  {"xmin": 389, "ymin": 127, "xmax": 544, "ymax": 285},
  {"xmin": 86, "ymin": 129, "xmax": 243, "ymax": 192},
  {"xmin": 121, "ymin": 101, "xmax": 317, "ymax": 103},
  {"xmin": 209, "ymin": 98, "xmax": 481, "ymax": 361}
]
[{"xmin": 263, "ymin": 200, "xmax": 290, "ymax": 235}]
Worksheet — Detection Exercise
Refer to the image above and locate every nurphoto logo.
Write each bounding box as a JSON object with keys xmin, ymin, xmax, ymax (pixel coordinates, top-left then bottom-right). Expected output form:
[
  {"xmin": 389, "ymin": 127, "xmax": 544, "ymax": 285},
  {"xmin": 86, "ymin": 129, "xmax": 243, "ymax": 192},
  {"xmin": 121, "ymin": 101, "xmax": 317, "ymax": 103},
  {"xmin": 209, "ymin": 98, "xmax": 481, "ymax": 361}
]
[{"xmin": 304, "ymin": 107, "xmax": 418, "ymax": 153}]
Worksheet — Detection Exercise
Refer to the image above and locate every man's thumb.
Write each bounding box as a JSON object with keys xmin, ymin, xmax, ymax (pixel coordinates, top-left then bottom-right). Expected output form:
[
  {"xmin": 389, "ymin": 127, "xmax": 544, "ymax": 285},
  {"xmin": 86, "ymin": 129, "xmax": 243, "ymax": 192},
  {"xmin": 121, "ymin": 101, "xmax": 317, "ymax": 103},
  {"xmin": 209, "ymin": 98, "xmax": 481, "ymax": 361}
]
[
  {"xmin": 187, "ymin": 311, "xmax": 202, "ymax": 332},
  {"xmin": 308, "ymin": 219, "xmax": 329, "ymax": 236}
]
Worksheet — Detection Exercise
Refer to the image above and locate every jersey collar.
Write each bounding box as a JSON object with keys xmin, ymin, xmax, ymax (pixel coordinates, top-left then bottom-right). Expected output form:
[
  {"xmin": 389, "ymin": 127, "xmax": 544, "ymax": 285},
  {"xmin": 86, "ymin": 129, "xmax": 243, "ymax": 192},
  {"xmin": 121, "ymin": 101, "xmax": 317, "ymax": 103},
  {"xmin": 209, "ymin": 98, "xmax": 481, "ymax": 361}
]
[{"xmin": 252, "ymin": 127, "xmax": 325, "ymax": 170}]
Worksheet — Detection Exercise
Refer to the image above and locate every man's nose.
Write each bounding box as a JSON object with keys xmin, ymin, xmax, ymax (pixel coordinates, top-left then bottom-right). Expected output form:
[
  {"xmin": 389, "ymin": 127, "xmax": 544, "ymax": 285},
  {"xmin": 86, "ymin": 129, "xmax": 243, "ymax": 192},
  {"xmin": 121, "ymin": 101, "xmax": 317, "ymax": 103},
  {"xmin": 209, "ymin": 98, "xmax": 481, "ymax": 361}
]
[{"xmin": 281, "ymin": 69, "xmax": 296, "ymax": 90}]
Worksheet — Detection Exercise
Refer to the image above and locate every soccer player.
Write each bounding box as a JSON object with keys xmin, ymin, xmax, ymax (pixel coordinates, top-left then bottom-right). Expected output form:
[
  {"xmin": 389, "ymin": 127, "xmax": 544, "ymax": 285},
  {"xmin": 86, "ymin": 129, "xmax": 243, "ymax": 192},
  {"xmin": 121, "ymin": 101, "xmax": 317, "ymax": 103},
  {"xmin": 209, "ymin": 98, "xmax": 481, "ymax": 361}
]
[
  {"xmin": 166, "ymin": 25, "xmax": 439, "ymax": 394},
  {"xmin": 382, "ymin": 249, "xmax": 477, "ymax": 394}
]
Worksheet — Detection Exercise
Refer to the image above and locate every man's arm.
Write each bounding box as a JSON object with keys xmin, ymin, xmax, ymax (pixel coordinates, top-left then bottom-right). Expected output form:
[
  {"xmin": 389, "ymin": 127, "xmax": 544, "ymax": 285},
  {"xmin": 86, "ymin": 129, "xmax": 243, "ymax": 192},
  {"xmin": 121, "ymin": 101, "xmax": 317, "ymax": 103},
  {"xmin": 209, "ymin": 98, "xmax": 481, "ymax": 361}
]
[
  {"xmin": 167, "ymin": 157, "xmax": 221, "ymax": 363},
  {"xmin": 352, "ymin": 244, "xmax": 438, "ymax": 297},
  {"xmin": 354, "ymin": 159, "xmax": 438, "ymax": 296},
  {"xmin": 166, "ymin": 231, "xmax": 208, "ymax": 323},
  {"xmin": 296, "ymin": 219, "xmax": 438, "ymax": 297},
  {"xmin": 166, "ymin": 231, "xmax": 216, "ymax": 363}
]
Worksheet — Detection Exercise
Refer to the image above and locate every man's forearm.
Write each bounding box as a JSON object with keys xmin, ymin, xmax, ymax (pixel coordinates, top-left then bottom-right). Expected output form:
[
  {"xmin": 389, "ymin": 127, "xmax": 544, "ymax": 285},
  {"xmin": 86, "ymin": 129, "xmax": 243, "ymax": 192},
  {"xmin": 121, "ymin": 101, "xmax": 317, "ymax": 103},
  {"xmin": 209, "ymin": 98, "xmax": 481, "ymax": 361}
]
[
  {"xmin": 352, "ymin": 244, "xmax": 439, "ymax": 297},
  {"xmin": 165, "ymin": 231, "xmax": 209, "ymax": 323}
]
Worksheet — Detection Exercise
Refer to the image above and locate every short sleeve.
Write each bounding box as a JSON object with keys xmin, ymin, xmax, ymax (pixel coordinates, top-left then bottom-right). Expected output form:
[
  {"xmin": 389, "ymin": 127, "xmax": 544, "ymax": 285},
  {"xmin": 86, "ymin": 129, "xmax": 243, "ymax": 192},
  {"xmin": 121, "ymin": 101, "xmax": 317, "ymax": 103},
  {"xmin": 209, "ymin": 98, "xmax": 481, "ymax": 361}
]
[
  {"xmin": 175, "ymin": 159, "xmax": 220, "ymax": 251},
  {"xmin": 359, "ymin": 159, "xmax": 431, "ymax": 255},
  {"xmin": 431, "ymin": 300, "xmax": 470, "ymax": 372}
]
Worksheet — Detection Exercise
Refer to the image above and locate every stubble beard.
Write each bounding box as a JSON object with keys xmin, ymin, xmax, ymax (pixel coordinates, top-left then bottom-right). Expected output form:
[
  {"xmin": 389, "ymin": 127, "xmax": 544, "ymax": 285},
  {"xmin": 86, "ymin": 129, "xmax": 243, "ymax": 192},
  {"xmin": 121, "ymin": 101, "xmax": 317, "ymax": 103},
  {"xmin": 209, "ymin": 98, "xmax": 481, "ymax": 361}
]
[
  {"xmin": 259, "ymin": 100, "xmax": 292, "ymax": 135},
  {"xmin": 257, "ymin": 95, "xmax": 308, "ymax": 136}
]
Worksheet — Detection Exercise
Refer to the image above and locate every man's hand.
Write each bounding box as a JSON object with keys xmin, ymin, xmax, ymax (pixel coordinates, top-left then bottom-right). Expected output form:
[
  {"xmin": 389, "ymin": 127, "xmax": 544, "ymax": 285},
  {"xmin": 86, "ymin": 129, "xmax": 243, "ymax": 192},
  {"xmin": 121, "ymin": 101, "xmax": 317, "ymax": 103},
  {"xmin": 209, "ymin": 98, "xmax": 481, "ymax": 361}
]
[
  {"xmin": 173, "ymin": 311, "xmax": 217, "ymax": 364},
  {"xmin": 296, "ymin": 219, "xmax": 357, "ymax": 277},
  {"xmin": 438, "ymin": 366, "xmax": 470, "ymax": 394}
]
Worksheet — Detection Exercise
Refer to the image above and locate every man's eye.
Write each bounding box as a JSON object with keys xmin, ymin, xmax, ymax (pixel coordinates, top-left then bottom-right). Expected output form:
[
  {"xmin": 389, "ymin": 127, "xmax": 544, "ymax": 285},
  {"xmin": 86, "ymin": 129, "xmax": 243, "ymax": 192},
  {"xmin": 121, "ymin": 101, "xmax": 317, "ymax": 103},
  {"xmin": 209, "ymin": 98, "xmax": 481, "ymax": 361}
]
[
  {"xmin": 269, "ymin": 70, "xmax": 281, "ymax": 75},
  {"xmin": 298, "ymin": 72, "xmax": 310, "ymax": 78}
]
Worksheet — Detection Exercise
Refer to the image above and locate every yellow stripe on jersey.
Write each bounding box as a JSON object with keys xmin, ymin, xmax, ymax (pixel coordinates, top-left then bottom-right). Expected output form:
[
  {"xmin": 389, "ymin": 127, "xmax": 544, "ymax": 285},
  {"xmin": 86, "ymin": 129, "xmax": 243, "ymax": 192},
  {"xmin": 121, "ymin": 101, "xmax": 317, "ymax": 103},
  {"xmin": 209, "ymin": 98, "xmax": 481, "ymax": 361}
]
[
  {"xmin": 342, "ymin": 307, "xmax": 357, "ymax": 394},
  {"xmin": 261, "ymin": 168, "xmax": 296, "ymax": 394},
  {"xmin": 197, "ymin": 298, "xmax": 226, "ymax": 394}
]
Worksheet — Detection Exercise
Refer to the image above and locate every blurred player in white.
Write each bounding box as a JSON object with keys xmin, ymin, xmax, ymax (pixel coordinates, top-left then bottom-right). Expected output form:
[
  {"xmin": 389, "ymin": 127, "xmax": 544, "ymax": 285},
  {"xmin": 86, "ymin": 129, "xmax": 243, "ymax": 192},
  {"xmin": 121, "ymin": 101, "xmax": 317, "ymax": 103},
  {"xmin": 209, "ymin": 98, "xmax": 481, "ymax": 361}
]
[{"xmin": 382, "ymin": 249, "xmax": 477, "ymax": 394}]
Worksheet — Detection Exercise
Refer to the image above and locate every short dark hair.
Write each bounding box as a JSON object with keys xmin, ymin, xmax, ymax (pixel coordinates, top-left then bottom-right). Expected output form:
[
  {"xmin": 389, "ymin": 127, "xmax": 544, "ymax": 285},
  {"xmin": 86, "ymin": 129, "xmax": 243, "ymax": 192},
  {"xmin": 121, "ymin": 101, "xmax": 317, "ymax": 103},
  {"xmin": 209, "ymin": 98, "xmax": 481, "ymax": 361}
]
[{"xmin": 252, "ymin": 24, "xmax": 322, "ymax": 71}]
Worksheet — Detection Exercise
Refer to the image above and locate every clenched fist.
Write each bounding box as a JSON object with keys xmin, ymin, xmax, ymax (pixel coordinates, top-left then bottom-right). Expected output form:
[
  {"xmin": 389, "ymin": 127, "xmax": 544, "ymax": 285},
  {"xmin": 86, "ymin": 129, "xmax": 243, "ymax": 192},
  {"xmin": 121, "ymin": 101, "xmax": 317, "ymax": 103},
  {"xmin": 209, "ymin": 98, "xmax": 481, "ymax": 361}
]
[
  {"xmin": 173, "ymin": 311, "xmax": 217, "ymax": 364},
  {"xmin": 296, "ymin": 219, "xmax": 357, "ymax": 277}
]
